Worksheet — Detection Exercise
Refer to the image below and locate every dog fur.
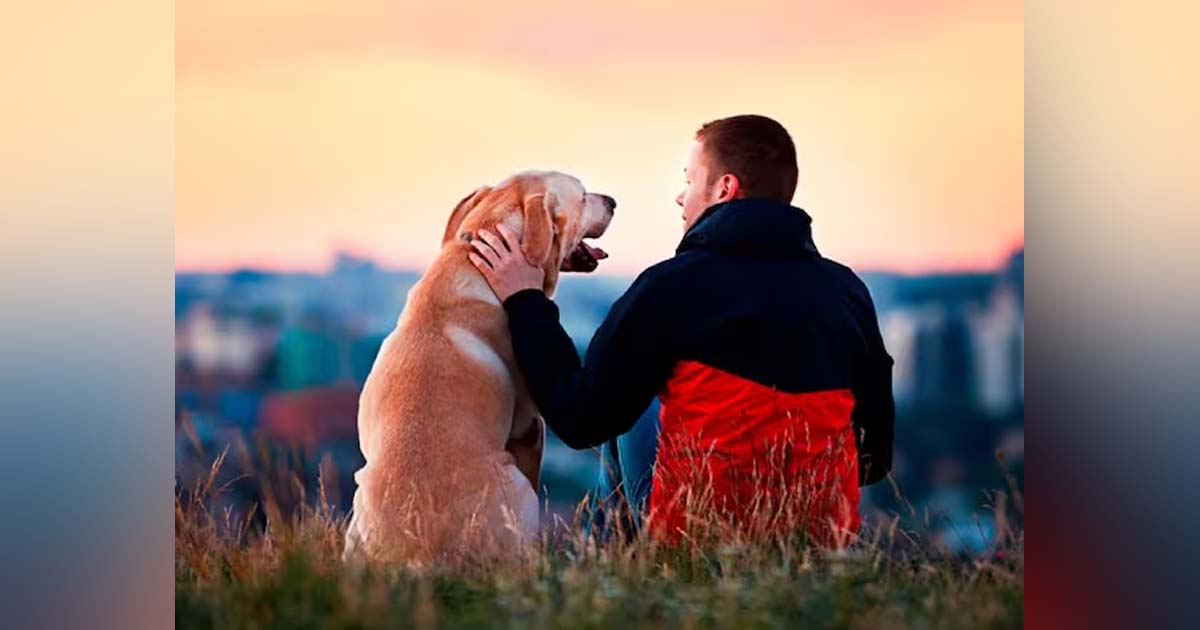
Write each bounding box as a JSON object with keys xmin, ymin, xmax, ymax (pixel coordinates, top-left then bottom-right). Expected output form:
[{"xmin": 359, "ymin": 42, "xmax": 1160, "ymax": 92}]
[{"xmin": 344, "ymin": 171, "xmax": 614, "ymax": 567}]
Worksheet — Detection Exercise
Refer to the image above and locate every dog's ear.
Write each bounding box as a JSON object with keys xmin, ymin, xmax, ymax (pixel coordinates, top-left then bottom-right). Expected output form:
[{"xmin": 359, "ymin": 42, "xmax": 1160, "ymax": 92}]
[
  {"xmin": 443, "ymin": 186, "xmax": 490, "ymax": 244},
  {"xmin": 520, "ymin": 191, "xmax": 556, "ymax": 266}
]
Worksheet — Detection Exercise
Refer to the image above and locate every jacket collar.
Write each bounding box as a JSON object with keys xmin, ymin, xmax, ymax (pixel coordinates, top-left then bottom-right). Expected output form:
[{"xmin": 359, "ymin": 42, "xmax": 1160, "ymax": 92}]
[{"xmin": 677, "ymin": 198, "xmax": 820, "ymax": 258}]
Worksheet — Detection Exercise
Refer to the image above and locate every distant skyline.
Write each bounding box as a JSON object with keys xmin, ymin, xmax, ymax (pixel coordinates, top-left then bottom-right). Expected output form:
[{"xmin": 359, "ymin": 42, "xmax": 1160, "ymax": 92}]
[
  {"xmin": 174, "ymin": 245, "xmax": 1025, "ymax": 279},
  {"xmin": 177, "ymin": 1, "xmax": 1023, "ymax": 276}
]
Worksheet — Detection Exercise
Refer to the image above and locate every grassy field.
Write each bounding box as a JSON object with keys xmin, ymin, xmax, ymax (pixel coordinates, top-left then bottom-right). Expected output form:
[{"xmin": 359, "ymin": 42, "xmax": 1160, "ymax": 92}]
[{"xmin": 176, "ymin": 448, "xmax": 1023, "ymax": 629}]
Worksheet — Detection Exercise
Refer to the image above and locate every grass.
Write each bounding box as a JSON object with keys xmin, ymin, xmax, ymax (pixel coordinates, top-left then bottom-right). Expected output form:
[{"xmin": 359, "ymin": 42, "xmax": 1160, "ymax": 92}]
[{"xmin": 175, "ymin": 442, "xmax": 1023, "ymax": 629}]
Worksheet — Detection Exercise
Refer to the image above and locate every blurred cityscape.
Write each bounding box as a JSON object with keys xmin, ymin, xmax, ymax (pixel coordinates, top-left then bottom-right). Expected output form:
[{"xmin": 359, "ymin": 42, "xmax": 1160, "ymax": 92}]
[{"xmin": 175, "ymin": 249, "xmax": 1023, "ymax": 551}]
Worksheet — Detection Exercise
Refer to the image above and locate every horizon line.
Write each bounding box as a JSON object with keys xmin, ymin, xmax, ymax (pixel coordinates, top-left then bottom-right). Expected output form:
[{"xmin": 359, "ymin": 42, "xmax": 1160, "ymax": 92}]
[{"xmin": 175, "ymin": 244, "xmax": 1024, "ymax": 279}]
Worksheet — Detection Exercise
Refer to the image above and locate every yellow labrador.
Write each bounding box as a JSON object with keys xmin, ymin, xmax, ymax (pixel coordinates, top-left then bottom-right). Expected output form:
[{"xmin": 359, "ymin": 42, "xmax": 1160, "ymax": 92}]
[{"xmin": 344, "ymin": 171, "xmax": 614, "ymax": 566}]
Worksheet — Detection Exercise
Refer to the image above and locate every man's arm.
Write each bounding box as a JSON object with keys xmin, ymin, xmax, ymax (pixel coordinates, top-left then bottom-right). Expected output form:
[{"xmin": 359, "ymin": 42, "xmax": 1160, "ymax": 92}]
[
  {"xmin": 467, "ymin": 224, "xmax": 675, "ymax": 450},
  {"xmin": 503, "ymin": 273, "xmax": 674, "ymax": 449},
  {"xmin": 850, "ymin": 283, "xmax": 896, "ymax": 486}
]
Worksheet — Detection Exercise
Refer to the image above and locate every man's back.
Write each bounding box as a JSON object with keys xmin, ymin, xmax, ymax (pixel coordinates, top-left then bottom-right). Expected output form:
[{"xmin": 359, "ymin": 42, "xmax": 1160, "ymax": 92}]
[
  {"xmin": 503, "ymin": 197, "xmax": 894, "ymax": 543},
  {"xmin": 624, "ymin": 198, "xmax": 895, "ymax": 541},
  {"xmin": 643, "ymin": 199, "xmax": 885, "ymax": 402}
]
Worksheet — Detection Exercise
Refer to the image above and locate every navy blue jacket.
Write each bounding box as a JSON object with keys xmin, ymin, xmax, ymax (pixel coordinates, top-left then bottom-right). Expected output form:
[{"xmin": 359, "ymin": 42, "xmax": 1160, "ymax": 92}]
[{"xmin": 503, "ymin": 198, "xmax": 895, "ymax": 485}]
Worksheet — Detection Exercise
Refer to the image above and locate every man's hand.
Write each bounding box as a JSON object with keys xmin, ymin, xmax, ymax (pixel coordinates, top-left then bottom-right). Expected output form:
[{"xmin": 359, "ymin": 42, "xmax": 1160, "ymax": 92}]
[{"xmin": 468, "ymin": 224, "xmax": 545, "ymax": 302}]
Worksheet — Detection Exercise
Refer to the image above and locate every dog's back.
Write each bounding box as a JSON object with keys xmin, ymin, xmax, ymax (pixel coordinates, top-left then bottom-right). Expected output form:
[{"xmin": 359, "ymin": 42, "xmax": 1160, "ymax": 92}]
[
  {"xmin": 344, "ymin": 257, "xmax": 538, "ymax": 566},
  {"xmin": 343, "ymin": 170, "xmax": 614, "ymax": 567}
]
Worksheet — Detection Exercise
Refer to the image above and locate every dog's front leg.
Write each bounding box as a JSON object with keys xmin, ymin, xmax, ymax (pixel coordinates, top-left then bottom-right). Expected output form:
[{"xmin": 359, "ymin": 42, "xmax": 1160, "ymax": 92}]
[{"xmin": 505, "ymin": 415, "xmax": 544, "ymax": 491}]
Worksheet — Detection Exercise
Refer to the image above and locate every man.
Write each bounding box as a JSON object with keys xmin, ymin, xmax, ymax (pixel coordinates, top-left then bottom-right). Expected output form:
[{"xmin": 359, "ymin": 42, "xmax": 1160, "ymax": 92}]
[{"xmin": 468, "ymin": 114, "xmax": 894, "ymax": 544}]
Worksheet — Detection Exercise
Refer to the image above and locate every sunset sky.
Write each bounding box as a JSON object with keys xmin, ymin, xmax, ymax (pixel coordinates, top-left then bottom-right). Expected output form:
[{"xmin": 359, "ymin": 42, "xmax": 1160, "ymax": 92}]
[{"xmin": 176, "ymin": 1, "xmax": 1023, "ymax": 276}]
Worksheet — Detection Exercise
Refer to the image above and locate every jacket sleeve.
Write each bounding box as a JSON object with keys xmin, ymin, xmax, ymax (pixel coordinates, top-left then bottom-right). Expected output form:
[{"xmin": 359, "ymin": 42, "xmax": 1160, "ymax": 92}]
[
  {"xmin": 502, "ymin": 273, "xmax": 674, "ymax": 450},
  {"xmin": 850, "ymin": 283, "xmax": 896, "ymax": 486}
]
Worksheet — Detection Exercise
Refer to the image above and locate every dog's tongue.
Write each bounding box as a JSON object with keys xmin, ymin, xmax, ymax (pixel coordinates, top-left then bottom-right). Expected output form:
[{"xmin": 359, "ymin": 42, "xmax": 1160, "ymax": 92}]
[
  {"xmin": 562, "ymin": 241, "xmax": 608, "ymax": 272},
  {"xmin": 581, "ymin": 242, "xmax": 608, "ymax": 260}
]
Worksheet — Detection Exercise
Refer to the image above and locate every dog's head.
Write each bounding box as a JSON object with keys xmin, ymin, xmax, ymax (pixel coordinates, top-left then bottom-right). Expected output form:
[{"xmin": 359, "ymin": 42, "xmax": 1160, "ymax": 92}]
[{"xmin": 444, "ymin": 170, "xmax": 615, "ymax": 295}]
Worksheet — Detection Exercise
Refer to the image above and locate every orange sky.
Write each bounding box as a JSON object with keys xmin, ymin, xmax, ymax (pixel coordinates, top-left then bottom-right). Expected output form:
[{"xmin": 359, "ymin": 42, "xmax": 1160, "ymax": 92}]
[{"xmin": 176, "ymin": 1, "xmax": 1023, "ymax": 276}]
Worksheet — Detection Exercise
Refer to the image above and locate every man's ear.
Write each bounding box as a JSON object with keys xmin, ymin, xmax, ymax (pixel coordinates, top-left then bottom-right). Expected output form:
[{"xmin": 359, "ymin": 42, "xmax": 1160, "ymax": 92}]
[
  {"xmin": 520, "ymin": 192, "xmax": 555, "ymax": 266},
  {"xmin": 717, "ymin": 173, "xmax": 741, "ymax": 202},
  {"xmin": 443, "ymin": 186, "xmax": 490, "ymax": 244}
]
